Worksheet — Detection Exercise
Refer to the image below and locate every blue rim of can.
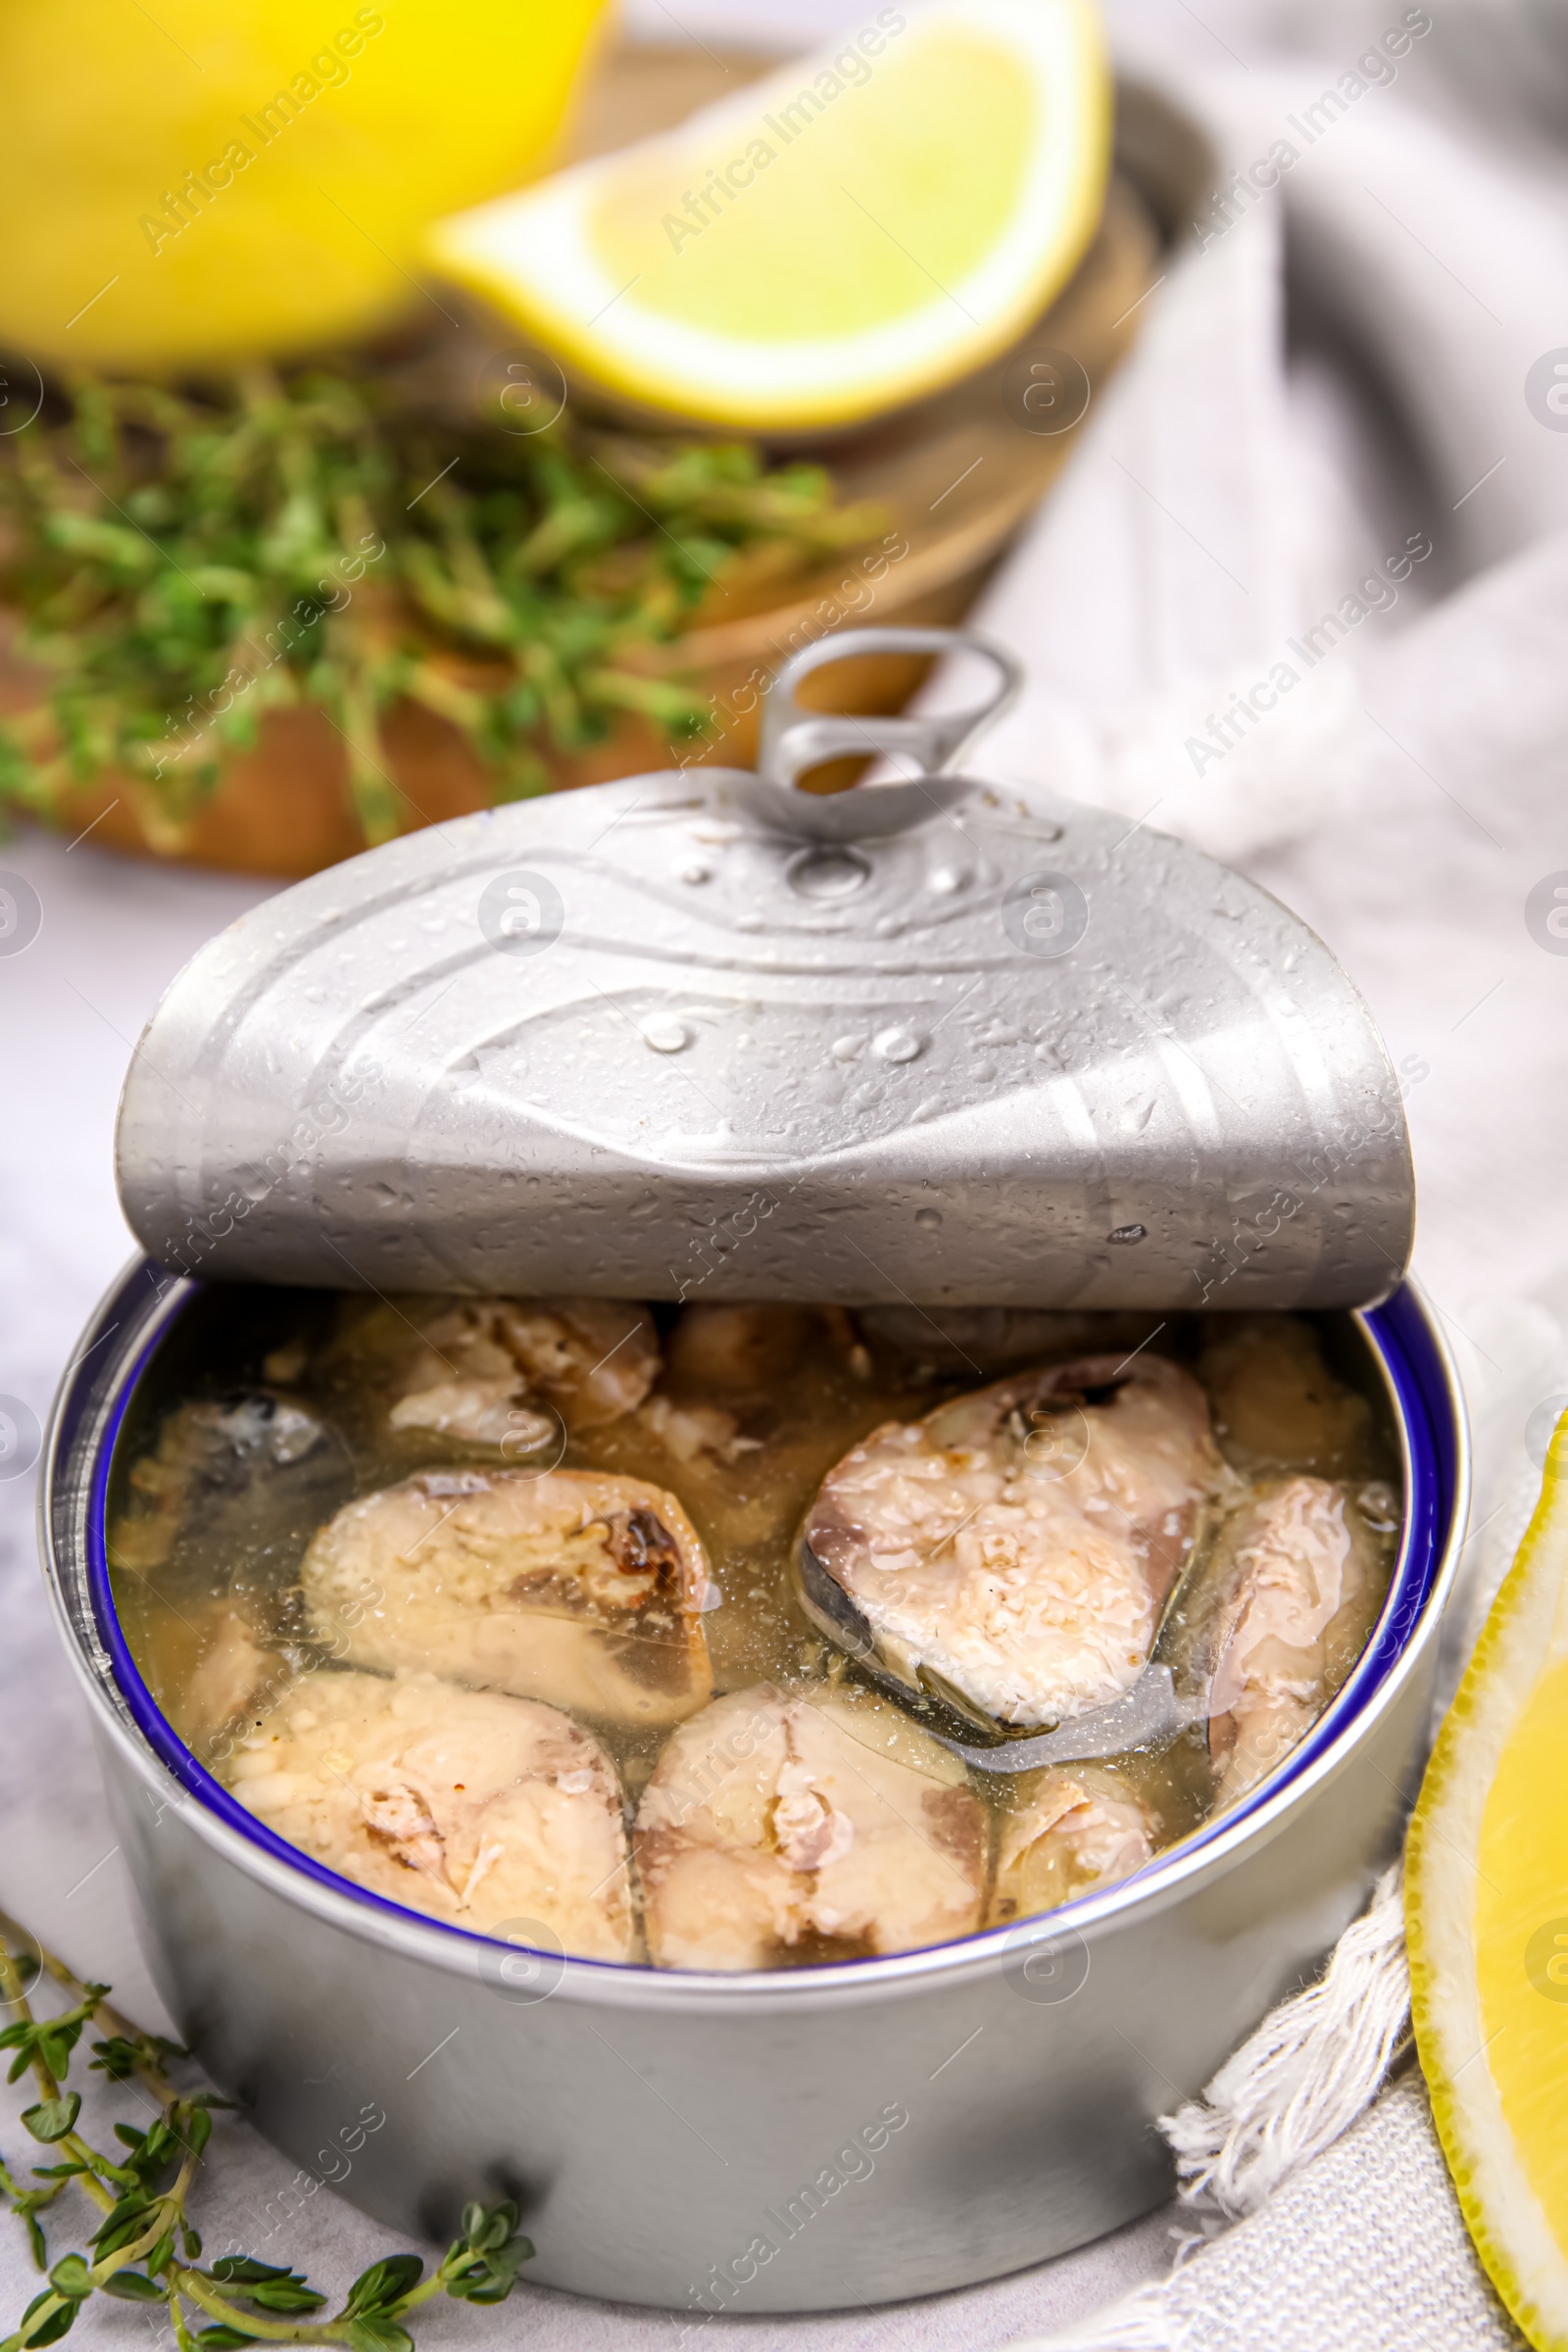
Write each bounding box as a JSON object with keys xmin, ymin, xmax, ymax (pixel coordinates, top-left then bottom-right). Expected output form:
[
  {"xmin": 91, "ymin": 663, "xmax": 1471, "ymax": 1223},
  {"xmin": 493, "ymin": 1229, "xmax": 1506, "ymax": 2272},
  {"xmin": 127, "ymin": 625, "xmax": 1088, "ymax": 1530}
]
[{"xmin": 75, "ymin": 1273, "xmax": 1460, "ymax": 1975}]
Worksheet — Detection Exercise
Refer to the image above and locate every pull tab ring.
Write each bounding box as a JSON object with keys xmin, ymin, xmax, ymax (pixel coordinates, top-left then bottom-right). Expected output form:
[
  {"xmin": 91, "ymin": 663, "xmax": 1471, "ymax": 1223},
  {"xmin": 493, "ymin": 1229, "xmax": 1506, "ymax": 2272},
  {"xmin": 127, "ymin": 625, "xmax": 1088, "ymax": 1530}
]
[{"xmin": 757, "ymin": 626, "xmax": 1023, "ymax": 791}]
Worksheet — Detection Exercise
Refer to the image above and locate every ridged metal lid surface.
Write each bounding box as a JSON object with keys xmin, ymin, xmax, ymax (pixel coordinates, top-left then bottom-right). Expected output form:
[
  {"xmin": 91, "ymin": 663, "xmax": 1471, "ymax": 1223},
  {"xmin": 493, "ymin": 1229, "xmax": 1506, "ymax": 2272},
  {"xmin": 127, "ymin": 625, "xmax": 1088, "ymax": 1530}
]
[{"xmin": 116, "ymin": 631, "xmax": 1413, "ymax": 1308}]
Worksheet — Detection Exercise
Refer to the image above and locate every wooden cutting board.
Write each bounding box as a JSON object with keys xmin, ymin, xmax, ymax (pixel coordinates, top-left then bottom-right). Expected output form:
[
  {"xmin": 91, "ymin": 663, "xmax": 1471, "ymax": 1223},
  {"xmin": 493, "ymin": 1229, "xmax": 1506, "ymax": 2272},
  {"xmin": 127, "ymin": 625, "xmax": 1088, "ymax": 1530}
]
[{"xmin": 12, "ymin": 41, "xmax": 1170, "ymax": 878}]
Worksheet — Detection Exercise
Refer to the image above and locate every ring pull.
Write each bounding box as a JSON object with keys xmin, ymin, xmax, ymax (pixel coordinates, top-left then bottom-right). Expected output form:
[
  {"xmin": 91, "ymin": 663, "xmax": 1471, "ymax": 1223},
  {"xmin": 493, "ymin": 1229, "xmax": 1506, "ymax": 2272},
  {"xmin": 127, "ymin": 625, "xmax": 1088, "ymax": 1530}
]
[{"xmin": 757, "ymin": 626, "xmax": 1023, "ymax": 791}]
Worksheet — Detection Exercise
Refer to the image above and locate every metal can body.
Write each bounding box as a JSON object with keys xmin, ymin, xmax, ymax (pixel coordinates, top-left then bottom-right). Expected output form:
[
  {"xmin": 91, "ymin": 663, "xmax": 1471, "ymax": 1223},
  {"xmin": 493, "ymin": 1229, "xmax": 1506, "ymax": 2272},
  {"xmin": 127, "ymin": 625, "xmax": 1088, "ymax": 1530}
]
[{"xmin": 43, "ymin": 1265, "xmax": 1466, "ymax": 2314}]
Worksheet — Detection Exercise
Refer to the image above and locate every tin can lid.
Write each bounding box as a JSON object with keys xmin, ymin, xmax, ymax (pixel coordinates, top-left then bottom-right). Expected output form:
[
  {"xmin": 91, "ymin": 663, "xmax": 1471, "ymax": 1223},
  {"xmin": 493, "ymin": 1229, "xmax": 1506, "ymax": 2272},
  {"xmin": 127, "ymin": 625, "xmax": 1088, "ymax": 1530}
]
[{"xmin": 116, "ymin": 629, "xmax": 1413, "ymax": 1309}]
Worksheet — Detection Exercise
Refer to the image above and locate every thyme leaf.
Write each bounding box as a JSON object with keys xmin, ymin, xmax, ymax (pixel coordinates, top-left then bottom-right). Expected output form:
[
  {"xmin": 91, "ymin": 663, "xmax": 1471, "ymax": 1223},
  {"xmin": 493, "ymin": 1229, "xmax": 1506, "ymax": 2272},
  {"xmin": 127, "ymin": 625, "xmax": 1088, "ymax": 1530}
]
[{"xmin": 0, "ymin": 1916, "xmax": 533, "ymax": 2349}]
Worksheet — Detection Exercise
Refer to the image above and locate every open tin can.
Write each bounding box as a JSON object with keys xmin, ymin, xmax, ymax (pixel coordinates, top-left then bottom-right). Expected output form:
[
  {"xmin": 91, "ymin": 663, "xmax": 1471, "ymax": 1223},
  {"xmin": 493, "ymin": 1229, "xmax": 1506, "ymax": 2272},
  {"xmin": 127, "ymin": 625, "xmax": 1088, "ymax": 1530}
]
[{"xmin": 41, "ymin": 630, "xmax": 1467, "ymax": 2313}]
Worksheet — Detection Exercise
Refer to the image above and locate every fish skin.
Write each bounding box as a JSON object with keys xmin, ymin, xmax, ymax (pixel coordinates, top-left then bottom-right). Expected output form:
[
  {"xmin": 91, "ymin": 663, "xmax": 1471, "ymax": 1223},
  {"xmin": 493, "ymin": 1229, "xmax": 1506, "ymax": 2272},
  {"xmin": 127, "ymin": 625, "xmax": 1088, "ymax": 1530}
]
[{"xmin": 806, "ymin": 1355, "xmax": 1228, "ymax": 1729}]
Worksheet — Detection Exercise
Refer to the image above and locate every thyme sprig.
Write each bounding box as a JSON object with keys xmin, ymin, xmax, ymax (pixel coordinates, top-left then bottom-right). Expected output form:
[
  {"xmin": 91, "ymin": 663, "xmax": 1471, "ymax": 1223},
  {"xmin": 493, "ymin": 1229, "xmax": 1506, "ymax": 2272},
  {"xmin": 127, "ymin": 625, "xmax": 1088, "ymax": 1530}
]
[
  {"xmin": 0, "ymin": 359, "xmax": 883, "ymax": 849},
  {"xmin": 0, "ymin": 1921, "xmax": 530, "ymax": 2351}
]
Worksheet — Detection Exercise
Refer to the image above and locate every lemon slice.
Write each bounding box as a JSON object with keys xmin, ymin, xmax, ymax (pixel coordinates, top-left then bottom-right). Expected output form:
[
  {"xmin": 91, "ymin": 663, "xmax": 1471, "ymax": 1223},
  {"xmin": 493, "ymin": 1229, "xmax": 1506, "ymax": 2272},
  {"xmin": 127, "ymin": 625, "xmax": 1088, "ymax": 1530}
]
[
  {"xmin": 1407, "ymin": 1416, "xmax": 1568, "ymax": 2349},
  {"xmin": 426, "ymin": 0, "xmax": 1110, "ymax": 431}
]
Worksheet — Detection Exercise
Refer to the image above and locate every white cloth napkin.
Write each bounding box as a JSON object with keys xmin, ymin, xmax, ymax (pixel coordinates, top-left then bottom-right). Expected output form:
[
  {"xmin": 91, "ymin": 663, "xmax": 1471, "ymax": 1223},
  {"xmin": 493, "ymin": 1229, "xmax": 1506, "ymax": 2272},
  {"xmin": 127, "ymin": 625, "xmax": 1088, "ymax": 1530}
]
[{"xmin": 924, "ymin": 9, "xmax": 1568, "ymax": 2341}]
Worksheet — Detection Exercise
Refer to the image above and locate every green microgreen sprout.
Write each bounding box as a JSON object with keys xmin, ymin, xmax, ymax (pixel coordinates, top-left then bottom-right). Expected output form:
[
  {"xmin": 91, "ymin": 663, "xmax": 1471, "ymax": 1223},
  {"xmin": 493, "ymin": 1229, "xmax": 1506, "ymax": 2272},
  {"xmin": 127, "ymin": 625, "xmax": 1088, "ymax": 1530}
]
[{"xmin": 0, "ymin": 356, "xmax": 885, "ymax": 851}]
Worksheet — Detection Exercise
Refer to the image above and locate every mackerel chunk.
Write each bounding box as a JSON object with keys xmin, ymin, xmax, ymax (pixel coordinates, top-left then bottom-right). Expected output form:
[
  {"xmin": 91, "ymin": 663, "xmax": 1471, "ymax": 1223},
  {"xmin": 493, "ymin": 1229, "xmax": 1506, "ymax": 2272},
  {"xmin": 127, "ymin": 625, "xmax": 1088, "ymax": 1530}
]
[
  {"xmin": 990, "ymin": 1768, "xmax": 1157, "ymax": 1925},
  {"xmin": 804, "ymin": 1356, "xmax": 1225, "ymax": 1730},
  {"xmin": 389, "ymin": 1297, "xmax": 660, "ymax": 1447},
  {"xmin": 225, "ymin": 1669, "xmax": 634, "ymax": 1955},
  {"xmin": 635, "ymin": 1686, "xmax": 987, "ymax": 1971},
  {"xmin": 113, "ymin": 1394, "xmax": 341, "ymax": 1575},
  {"xmin": 1194, "ymin": 1475, "xmax": 1386, "ymax": 1805},
  {"xmin": 302, "ymin": 1468, "xmax": 713, "ymax": 1727}
]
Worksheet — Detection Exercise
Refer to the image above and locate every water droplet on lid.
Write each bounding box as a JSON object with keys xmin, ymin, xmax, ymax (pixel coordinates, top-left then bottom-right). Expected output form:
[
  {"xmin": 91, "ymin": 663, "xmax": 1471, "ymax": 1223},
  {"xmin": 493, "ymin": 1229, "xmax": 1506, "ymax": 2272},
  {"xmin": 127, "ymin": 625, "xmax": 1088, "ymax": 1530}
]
[
  {"xmin": 1108, "ymin": 1223, "xmax": 1147, "ymax": 1245},
  {"xmin": 915, "ymin": 1206, "xmax": 943, "ymax": 1230},
  {"xmin": 873, "ymin": 1026, "xmax": 923, "ymax": 1064},
  {"xmin": 830, "ymin": 1037, "xmax": 864, "ymax": 1062},
  {"xmin": 641, "ymin": 1018, "xmax": 690, "ymax": 1054},
  {"xmin": 928, "ymin": 866, "xmax": 967, "ymax": 896},
  {"xmin": 681, "ymin": 863, "xmax": 711, "ymax": 885}
]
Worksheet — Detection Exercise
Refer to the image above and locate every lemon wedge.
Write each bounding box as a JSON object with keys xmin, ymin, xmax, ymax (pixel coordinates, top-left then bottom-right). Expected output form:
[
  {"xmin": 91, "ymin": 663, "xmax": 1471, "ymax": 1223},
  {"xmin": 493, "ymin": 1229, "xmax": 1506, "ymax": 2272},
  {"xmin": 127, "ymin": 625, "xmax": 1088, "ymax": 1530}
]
[
  {"xmin": 1407, "ymin": 1416, "xmax": 1568, "ymax": 2349},
  {"xmin": 426, "ymin": 0, "xmax": 1111, "ymax": 431}
]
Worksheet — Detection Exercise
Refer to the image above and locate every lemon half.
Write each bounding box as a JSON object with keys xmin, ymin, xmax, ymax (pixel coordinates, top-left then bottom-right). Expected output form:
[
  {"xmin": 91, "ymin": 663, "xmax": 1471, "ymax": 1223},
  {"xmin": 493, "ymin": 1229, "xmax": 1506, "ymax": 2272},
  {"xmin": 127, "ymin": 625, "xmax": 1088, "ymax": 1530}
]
[
  {"xmin": 1407, "ymin": 1418, "xmax": 1568, "ymax": 2349},
  {"xmin": 426, "ymin": 0, "xmax": 1111, "ymax": 431},
  {"xmin": 0, "ymin": 0, "xmax": 608, "ymax": 370}
]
